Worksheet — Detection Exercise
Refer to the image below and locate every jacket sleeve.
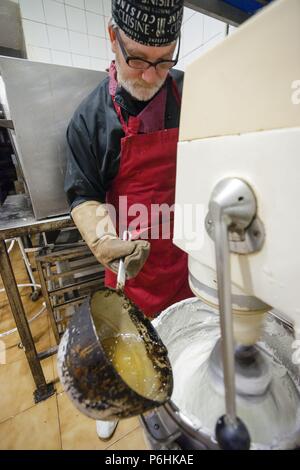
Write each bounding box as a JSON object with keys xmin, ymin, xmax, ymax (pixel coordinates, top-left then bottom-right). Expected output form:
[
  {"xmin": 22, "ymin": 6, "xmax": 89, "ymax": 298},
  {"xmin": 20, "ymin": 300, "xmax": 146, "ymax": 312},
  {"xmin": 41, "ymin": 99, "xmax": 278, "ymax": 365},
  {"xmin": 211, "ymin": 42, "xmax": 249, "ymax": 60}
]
[{"xmin": 64, "ymin": 117, "xmax": 106, "ymax": 211}]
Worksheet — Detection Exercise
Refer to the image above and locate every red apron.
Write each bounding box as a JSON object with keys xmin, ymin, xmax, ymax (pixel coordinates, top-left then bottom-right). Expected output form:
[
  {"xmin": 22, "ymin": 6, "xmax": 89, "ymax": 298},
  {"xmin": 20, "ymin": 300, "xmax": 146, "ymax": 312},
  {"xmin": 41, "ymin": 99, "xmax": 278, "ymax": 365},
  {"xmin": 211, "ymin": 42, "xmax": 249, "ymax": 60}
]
[{"xmin": 105, "ymin": 62, "xmax": 193, "ymax": 317}]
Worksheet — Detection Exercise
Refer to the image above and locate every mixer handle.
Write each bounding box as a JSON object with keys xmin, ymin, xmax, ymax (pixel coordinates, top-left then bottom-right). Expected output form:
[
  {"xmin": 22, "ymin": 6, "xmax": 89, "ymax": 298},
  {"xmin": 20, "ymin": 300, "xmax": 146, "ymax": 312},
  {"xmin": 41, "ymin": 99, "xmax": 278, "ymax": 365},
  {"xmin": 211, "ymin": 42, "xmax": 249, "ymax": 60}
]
[{"xmin": 208, "ymin": 178, "xmax": 254, "ymax": 450}]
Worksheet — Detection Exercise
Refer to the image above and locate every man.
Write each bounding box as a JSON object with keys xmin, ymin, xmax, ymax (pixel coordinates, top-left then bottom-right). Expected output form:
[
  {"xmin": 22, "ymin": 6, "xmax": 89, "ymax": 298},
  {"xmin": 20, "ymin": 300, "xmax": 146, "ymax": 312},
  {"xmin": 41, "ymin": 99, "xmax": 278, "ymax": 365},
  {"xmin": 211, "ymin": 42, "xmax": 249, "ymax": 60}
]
[{"xmin": 64, "ymin": 0, "xmax": 193, "ymax": 441}]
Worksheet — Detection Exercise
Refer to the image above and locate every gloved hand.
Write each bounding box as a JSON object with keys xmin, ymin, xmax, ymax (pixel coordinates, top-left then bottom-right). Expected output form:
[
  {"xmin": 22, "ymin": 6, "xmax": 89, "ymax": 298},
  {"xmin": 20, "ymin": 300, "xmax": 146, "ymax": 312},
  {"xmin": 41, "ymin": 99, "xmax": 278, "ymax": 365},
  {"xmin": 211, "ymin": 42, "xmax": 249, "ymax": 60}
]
[{"xmin": 71, "ymin": 200, "xmax": 150, "ymax": 279}]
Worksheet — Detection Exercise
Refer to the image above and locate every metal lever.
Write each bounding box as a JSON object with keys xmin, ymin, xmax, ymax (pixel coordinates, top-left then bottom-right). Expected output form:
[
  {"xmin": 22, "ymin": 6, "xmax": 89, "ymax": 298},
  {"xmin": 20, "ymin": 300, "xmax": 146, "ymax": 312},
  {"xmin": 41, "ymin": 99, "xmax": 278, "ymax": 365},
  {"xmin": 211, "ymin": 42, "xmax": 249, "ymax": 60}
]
[
  {"xmin": 207, "ymin": 178, "xmax": 255, "ymax": 450},
  {"xmin": 116, "ymin": 230, "xmax": 132, "ymax": 292}
]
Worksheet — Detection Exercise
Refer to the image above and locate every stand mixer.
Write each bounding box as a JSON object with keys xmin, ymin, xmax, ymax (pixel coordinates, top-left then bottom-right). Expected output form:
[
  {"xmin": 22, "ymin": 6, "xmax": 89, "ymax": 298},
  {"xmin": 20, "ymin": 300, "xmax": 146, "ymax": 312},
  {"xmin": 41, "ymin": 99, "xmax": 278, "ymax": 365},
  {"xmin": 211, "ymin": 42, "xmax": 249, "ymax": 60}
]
[
  {"xmin": 55, "ymin": 0, "xmax": 300, "ymax": 450},
  {"xmin": 142, "ymin": 0, "xmax": 300, "ymax": 450}
]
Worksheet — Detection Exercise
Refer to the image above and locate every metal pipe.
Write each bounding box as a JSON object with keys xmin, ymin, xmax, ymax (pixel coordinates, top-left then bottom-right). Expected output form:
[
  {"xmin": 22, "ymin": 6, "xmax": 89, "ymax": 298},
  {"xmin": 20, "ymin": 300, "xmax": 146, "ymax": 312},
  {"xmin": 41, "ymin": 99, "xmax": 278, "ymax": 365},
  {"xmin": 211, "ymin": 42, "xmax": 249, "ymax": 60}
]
[{"xmin": 213, "ymin": 209, "xmax": 237, "ymax": 421}]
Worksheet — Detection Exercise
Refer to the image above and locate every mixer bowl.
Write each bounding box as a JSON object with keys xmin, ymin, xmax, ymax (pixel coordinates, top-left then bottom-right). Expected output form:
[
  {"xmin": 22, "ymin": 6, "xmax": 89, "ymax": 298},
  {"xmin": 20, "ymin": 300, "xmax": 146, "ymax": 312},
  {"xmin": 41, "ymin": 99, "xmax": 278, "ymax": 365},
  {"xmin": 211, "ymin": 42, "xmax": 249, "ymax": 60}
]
[{"xmin": 152, "ymin": 298, "xmax": 300, "ymax": 450}]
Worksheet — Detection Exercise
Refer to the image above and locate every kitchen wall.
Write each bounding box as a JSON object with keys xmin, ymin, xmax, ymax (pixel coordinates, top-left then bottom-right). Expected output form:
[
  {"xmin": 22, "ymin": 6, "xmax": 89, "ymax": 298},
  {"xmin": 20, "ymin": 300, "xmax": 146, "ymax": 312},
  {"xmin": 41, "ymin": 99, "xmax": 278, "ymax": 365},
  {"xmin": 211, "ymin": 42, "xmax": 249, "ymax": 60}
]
[
  {"xmin": 8, "ymin": 1, "xmax": 236, "ymax": 72},
  {"xmin": 178, "ymin": 7, "xmax": 236, "ymax": 71},
  {"xmin": 9, "ymin": 0, "xmax": 112, "ymax": 71}
]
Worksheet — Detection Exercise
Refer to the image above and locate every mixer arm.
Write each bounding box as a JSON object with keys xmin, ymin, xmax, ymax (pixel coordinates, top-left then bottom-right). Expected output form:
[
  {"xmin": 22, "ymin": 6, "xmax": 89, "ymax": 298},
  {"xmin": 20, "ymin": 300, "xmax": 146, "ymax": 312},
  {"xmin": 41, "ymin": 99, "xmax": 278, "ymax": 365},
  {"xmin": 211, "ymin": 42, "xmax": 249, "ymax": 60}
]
[{"xmin": 207, "ymin": 177, "xmax": 259, "ymax": 450}]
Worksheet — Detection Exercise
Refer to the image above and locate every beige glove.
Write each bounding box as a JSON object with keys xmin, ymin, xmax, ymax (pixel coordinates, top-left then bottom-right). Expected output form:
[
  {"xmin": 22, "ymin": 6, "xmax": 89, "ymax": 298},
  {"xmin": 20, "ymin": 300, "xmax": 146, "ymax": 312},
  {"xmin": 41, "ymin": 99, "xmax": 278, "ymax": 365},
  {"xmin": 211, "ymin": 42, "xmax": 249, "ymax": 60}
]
[{"xmin": 71, "ymin": 200, "xmax": 150, "ymax": 279}]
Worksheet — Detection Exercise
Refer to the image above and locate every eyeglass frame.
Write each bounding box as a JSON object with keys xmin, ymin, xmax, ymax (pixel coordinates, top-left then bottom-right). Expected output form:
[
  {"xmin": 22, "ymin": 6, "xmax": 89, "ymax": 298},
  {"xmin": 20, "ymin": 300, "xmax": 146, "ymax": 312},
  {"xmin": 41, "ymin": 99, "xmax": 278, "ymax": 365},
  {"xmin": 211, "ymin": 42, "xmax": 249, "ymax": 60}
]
[{"xmin": 114, "ymin": 27, "xmax": 181, "ymax": 71}]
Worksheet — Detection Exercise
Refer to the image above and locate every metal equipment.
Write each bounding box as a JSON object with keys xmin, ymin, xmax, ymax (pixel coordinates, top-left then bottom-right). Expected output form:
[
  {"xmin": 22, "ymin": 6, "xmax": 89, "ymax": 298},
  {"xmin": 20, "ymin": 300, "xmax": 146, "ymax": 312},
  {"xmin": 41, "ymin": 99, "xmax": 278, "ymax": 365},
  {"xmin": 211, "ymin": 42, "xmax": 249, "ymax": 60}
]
[
  {"xmin": 185, "ymin": 0, "xmax": 273, "ymax": 26},
  {"xmin": 0, "ymin": 57, "xmax": 106, "ymax": 219},
  {"xmin": 142, "ymin": 0, "xmax": 300, "ymax": 450}
]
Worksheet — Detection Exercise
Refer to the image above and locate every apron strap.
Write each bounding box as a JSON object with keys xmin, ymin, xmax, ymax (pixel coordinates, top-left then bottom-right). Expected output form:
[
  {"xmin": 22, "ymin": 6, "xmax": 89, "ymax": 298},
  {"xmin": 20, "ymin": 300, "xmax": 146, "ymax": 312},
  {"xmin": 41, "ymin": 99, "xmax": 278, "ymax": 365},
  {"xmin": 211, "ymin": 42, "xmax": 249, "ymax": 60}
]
[{"xmin": 112, "ymin": 95, "xmax": 140, "ymax": 136}]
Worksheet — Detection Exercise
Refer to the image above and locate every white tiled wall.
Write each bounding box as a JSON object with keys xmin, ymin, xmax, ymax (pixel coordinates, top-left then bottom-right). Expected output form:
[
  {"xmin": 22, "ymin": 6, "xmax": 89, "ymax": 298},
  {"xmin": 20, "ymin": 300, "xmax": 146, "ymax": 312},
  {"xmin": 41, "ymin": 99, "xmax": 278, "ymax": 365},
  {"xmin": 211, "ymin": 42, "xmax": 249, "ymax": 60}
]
[
  {"xmin": 12, "ymin": 0, "xmax": 111, "ymax": 71},
  {"xmin": 177, "ymin": 7, "xmax": 229, "ymax": 71},
  {"xmin": 12, "ymin": 2, "xmax": 233, "ymax": 72}
]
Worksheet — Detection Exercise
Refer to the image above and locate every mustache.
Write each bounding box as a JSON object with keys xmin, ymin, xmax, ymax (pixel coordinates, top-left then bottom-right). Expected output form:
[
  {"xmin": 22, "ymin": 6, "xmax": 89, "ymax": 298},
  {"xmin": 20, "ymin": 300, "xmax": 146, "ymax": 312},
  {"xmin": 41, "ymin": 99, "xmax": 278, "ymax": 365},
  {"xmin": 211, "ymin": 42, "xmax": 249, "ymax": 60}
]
[{"xmin": 129, "ymin": 78, "xmax": 163, "ymax": 91}]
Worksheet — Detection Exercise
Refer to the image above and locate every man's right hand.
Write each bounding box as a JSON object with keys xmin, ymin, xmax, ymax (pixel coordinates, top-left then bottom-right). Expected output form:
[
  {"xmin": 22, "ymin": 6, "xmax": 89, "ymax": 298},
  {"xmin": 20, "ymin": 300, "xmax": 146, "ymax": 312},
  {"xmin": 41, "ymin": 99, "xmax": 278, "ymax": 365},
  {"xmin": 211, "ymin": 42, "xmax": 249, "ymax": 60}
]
[
  {"xmin": 97, "ymin": 236, "xmax": 150, "ymax": 279},
  {"xmin": 71, "ymin": 201, "xmax": 150, "ymax": 279}
]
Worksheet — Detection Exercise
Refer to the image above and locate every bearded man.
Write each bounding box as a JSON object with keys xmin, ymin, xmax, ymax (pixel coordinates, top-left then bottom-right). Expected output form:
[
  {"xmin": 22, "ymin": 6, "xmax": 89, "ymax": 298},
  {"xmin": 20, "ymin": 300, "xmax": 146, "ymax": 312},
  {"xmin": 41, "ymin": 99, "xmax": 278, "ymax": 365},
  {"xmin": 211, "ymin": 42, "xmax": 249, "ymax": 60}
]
[{"xmin": 64, "ymin": 0, "xmax": 193, "ymax": 441}]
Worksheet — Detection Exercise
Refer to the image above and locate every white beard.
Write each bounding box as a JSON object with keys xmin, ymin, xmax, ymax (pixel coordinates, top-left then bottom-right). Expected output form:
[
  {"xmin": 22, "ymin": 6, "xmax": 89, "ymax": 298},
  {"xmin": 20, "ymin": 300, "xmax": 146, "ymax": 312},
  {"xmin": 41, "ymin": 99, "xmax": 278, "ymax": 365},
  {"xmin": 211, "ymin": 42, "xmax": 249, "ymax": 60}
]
[{"xmin": 115, "ymin": 60, "xmax": 166, "ymax": 102}]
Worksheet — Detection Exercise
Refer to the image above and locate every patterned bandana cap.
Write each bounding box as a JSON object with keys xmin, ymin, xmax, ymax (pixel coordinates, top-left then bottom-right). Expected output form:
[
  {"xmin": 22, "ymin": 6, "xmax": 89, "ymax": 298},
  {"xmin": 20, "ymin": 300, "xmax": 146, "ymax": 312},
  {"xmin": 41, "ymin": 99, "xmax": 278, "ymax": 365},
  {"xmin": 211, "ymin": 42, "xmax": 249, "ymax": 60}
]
[{"xmin": 112, "ymin": 0, "xmax": 184, "ymax": 46}]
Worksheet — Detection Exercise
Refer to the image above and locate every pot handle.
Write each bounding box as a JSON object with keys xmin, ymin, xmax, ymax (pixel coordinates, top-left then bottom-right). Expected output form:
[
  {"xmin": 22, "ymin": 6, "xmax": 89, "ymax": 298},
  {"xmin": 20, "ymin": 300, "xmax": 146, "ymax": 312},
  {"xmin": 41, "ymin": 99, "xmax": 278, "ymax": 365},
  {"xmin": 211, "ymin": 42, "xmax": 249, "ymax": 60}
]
[{"xmin": 116, "ymin": 230, "xmax": 132, "ymax": 292}]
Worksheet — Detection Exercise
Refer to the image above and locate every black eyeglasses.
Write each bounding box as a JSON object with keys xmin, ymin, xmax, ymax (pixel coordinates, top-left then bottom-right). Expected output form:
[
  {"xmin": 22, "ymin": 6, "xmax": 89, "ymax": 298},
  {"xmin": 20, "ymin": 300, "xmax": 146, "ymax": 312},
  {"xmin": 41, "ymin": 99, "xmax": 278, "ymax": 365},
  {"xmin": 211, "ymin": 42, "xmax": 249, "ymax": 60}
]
[{"xmin": 114, "ymin": 28, "xmax": 180, "ymax": 71}]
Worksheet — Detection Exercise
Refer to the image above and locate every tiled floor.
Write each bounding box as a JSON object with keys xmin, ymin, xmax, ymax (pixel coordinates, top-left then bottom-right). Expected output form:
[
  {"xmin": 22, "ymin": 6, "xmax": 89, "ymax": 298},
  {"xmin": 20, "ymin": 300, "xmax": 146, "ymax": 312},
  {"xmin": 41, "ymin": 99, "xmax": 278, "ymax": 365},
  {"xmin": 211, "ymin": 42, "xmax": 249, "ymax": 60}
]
[{"xmin": 0, "ymin": 244, "xmax": 149, "ymax": 450}]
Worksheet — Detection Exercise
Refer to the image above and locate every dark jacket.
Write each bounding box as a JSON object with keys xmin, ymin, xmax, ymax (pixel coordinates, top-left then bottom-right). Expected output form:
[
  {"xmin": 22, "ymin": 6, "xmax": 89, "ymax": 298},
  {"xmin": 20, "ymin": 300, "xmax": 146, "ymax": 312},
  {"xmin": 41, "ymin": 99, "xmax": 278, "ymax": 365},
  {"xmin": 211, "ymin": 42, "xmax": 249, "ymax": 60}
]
[{"xmin": 64, "ymin": 68, "xmax": 184, "ymax": 211}]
